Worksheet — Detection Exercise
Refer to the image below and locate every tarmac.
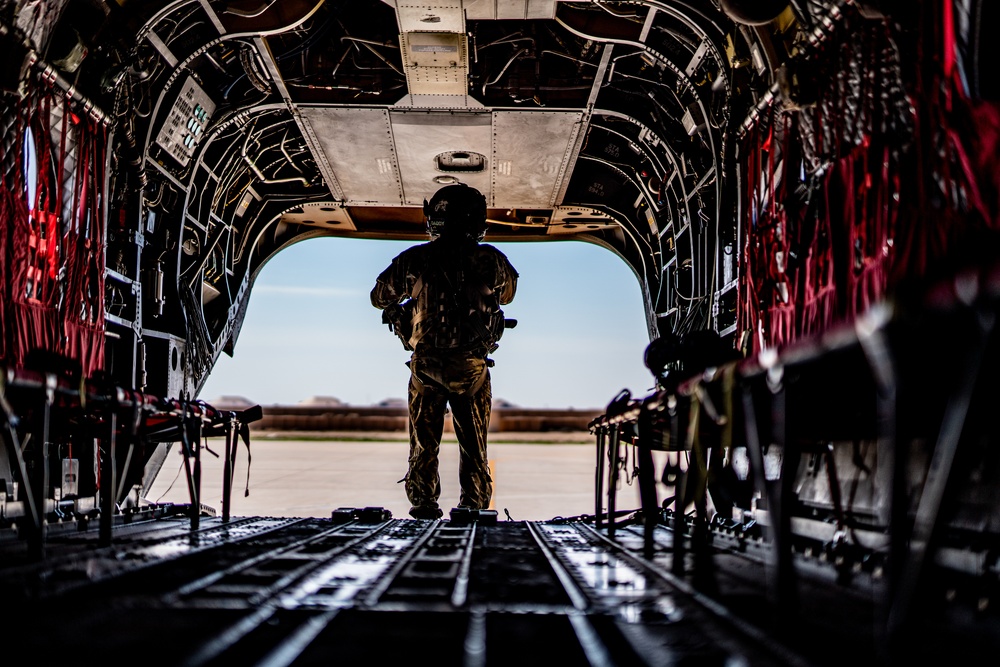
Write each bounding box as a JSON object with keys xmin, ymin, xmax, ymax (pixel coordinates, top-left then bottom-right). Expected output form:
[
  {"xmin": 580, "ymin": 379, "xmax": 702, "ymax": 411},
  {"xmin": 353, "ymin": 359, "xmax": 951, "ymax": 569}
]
[{"xmin": 143, "ymin": 431, "xmax": 632, "ymax": 521}]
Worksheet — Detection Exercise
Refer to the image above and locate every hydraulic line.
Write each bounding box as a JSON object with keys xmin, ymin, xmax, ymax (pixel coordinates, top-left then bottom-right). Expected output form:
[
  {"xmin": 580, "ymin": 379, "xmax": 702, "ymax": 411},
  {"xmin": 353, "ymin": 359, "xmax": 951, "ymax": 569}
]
[{"xmin": 482, "ymin": 48, "xmax": 531, "ymax": 95}]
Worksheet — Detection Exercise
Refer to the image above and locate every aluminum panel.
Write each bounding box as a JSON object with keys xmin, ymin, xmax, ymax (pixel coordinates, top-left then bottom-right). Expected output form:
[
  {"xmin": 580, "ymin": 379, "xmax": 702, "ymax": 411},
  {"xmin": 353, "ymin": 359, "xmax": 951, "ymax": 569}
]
[
  {"xmin": 464, "ymin": 0, "xmax": 553, "ymax": 20},
  {"xmin": 496, "ymin": 0, "xmax": 526, "ymax": 20},
  {"xmin": 299, "ymin": 107, "xmax": 402, "ymax": 205},
  {"xmin": 546, "ymin": 206, "xmax": 618, "ymax": 234},
  {"xmin": 395, "ymin": 94, "xmax": 484, "ymax": 108},
  {"xmin": 396, "ymin": 1, "xmax": 464, "ymax": 33},
  {"xmin": 492, "ymin": 110, "xmax": 583, "ymax": 208},
  {"xmin": 463, "ymin": 0, "xmax": 496, "ymax": 20},
  {"xmin": 526, "ymin": 0, "xmax": 557, "ymax": 19},
  {"xmin": 400, "ymin": 31, "xmax": 469, "ymax": 96},
  {"xmin": 280, "ymin": 202, "xmax": 357, "ymax": 230},
  {"xmin": 390, "ymin": 110, "xmax": 493, "ymax": 205}
]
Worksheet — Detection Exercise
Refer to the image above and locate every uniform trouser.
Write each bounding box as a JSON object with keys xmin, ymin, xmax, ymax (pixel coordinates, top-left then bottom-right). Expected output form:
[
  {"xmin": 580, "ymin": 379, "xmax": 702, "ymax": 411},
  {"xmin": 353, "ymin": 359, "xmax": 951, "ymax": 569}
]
[{"xmin": 406, "ymin": 350, "xmax": 493, "ymax": 510}]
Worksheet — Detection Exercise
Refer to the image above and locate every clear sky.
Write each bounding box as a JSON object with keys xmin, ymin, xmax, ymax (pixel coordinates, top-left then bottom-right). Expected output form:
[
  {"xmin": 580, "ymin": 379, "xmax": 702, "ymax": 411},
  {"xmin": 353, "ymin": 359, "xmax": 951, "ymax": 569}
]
[{"xmin": 200, "ymin": 235, "xmax": 658, "ymax": 410}]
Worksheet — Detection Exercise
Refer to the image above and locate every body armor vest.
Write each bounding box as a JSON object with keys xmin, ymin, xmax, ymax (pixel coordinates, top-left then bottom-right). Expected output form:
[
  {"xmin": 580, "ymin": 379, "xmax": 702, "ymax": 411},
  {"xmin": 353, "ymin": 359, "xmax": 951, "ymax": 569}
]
[{"xmin": 410, "ymin": 245, "xmax": 503, "ymax": 353}]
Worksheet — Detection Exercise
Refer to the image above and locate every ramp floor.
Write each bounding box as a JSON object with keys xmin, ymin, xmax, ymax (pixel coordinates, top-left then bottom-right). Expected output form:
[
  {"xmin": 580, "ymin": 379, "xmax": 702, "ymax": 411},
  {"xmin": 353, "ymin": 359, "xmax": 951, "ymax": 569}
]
[{"xmin": 1, "ymin": 510, "xmax": 989, "ymax": 666}]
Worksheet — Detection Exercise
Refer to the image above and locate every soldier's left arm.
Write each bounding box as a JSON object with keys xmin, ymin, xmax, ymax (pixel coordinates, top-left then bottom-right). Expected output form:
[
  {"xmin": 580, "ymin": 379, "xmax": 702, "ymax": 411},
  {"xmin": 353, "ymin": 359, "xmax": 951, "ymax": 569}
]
[{"xmin": 485, "ymin": 246, "xmax": 518, "ymax": 305}]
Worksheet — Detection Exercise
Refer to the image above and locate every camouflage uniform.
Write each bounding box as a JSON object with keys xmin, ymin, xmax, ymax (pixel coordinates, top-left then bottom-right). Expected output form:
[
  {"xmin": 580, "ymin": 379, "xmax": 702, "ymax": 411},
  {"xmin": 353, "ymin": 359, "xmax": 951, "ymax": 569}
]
[{"xmin": 372, "ymin": 238, "xmax": 517, "ymax": 516}]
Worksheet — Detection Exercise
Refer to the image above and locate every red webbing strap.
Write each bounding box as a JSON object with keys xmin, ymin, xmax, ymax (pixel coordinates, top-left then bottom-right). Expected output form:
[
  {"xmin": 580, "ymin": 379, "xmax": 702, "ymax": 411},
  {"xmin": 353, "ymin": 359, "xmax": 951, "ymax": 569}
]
[
  {"xmin": 62, "ymin": 106, "xmax": 83, "ymax": 335},
  {"xmin": 40, "ymin": 93, "xmax": 65, "ymax": 296},
  {"xmin": 28, "ymin": 93, "xmax": 51, "ymax": 300},
  {"xmin": 828, "ymin": 21, "xmax": 895, "ymax": 321},
  {"xmin": 764, "ymin": 114, "xmax": 797, "ymax": 349},
  {"xmin": 62, "ymin": 112, "xmax": 107, "ymax": 377},
  {"xmin": 841, "ymin": 143, "xmax": 861, "ymax": 315},
  {"xmin": 0, "ymin": 94, "xmax": 27, "ymax": 364},
  {"xmin": 801, "ymin": 178, "xmax": 836, "ymax": 338},
  {"xmin": 889, "ymin": 43, "xmax": 934, "ymax": 285},
  {"xmin": 739, "ymin": 107, "xmax": 797, "ymax": 353},
  {"xmin": 2, "ymin": 83, "xmax": 109, "ymax": 376},
  {"xmin": 12, "ymin": 91, "xmax": 58, "ymax": 368},
  {"xmin": 62, "ymin": 109, "xmax": 85, "ymax": 370},
  {"xmin": 960, "ymin": 94, "xmax": 1000, "ymax": 229},
  {"xmin": 0, "ymin": 186, "xmax": 8, "ymax": 363},
  {"xmin": 80, "ymin": 117, "xmax": 107, "ymax": 375},
  {"xmin": 891, "ymin": 0, "xmax": 999, "ymax": 286},
  {"xmin": 944, "ymin": 112, "xmax": 990, "ymax": 225},
  {"xmin": 737, "ymin": 119, "xmax": 764, "ymax": 355},
  {"xmin": 0, "ymin": 179, "xmax": 21, "ymax": 365},
  {"xmin": 942, "ymin": 0, "xmax": 954, "ymax": 85}
]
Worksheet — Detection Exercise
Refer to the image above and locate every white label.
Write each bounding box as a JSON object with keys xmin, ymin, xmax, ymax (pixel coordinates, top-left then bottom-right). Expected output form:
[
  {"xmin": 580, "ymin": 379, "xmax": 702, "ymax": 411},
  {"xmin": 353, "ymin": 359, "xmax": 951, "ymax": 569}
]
[{"xmin": 62, "ymin": 458, "xmax": 80, "ymax": 497}]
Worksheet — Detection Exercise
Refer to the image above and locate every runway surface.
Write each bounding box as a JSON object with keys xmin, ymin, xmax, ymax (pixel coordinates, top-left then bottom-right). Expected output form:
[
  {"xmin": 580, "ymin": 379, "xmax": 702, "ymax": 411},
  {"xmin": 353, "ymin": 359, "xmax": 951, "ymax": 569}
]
[{"xmin": 145, "ymin": 435, "xmax": 606, "ymax": 521}]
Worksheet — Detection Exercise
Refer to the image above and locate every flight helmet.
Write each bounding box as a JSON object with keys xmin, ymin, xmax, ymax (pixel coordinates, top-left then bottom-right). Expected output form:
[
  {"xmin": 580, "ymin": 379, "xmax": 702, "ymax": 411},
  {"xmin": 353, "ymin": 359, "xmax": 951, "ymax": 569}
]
[{"xmin": 423, "ymin": 184, "xmax": 488, "ymax": 241}]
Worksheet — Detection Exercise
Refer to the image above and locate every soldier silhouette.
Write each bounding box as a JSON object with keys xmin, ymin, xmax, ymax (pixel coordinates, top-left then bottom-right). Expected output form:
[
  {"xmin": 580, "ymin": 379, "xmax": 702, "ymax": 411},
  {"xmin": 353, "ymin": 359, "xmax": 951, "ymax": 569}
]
[{"xmin": 371, "ymin": 184, "xmax": 518, "ymax": 519}]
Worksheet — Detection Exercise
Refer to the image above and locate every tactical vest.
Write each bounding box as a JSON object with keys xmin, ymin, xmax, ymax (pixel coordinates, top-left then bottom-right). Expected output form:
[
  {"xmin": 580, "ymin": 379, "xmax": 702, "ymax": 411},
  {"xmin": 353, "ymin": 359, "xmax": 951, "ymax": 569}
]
[{"xmin": 409, "ymin": 247, "xmax": 505, "ymax": 353}]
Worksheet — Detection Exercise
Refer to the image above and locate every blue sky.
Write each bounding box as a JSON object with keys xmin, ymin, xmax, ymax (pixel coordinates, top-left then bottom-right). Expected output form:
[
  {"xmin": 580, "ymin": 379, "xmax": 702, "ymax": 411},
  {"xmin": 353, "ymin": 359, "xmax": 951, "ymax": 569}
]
[{"xmin": 201, "ymin": 236, "xmax": 658, "ymax": 409}]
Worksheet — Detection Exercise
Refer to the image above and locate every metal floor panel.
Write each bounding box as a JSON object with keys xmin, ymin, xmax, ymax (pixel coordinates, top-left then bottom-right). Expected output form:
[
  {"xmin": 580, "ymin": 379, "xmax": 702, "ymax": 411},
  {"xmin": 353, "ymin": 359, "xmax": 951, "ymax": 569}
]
[
  {"xmin": 0, "ymin": 512, "xmax": 819, "ymax": 667},
  {"xmin": 12, "ymin": 511, "xmax": 994, "ymax": 666}
]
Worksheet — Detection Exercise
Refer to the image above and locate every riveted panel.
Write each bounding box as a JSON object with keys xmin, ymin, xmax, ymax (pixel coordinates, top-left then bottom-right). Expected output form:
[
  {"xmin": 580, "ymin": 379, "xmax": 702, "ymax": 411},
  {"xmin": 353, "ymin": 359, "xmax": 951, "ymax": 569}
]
[
  {"xmin": 546, "ymin": 205, "xmax": 617, "ymax": 234},
  {"xmin": 390, "ymin": 110, "xmax": 493, "ymax": 205},
  {"xmin": 526, "ymin": 0, "xmax": 557, "ymax": 19},
  {"xmin": 280, "ymin": 202, "xmax": 357, "ymax": 231},
  {"xmin": 491, "ymin": 110, "xmax": 584, "ymax": 208},
  {"xmin": 463, "ymin": 0, "xmax": 496, "ymax": 20},
  {"xmin": 299, "ymin": 107, "xmax": 403, "ymax": 205},
  {"xmin": 496, "ymin": 0, "xmax": 526, "ymax": 20},
  {"xmin": 400, "ymin": 31, "xmax": 469, "ymax": 96},
  {"xmin": 464, "ymin": 0, "xmax": 555, "ymax": 20},
  {"xmin": 397, "ymin": 0, "xmax": 468, "ymax": 98},
  {"xmin": 396, "ymin": 0, "xmax": 465, "ymax": 33}
]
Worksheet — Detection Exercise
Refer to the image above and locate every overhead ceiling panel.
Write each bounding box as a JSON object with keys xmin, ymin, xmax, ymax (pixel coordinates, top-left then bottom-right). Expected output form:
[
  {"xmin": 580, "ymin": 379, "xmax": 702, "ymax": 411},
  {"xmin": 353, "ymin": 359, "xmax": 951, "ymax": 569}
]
[
  {"xmin": 496, "ymin": 0, "xmax": 527, "ymax": 20},
  {"xmin": 395, "ymin": 0, "xmax": 464, "ymax": 32},
  {"xmin": 463, "ymin": 0, "xmax": 496, "ymax": 19},
  {"xmin": 390, "ymin": 110, "xmax": 493, "ymax": 205},
  {"xmin": 465, "ymin": 0, "xmax": 556, "ymax": 19},
  {"xmin": 526, "ymin": 0, "xmax": 557, "ymax": 19},
  {"xmin": 280, "ymin": 202, "xmax": 357, "ymax": 231},
  {"xmin": 399, "ymin": 31, "xmax": 469, "ymax": 96},
  {"xmin": 394, "ymin": 94, "xmax": 483, "ymax": 108},
  {"xmin": 492, "ymin": 110, "xmax": 584, "ymax": 208},
  {"xmin": 300, "ymin": 107, "xmax": 402, "ymax": 205},
  {"xmin": 396, "ymin": 0, "xmax": 468, "ymax": 98}
]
